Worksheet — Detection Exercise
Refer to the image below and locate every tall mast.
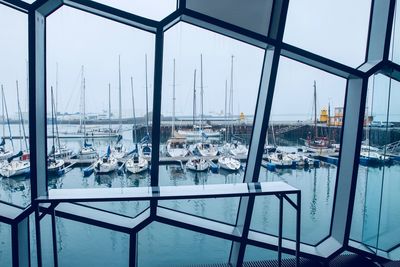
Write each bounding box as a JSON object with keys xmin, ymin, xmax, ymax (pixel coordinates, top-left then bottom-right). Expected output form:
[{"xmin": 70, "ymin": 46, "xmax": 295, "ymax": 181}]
[
  {"xmin": 193, "ymin": 69, "xmax": 197, "ymax": 129},
  {"xmin": 131, "ymin": 77, "xmax": 138, "ymax": 149},
  {"xmin": 17, "ymin": 81, "xmax": 28, "ymax": 151},
  {"xmin": 118, "ymin": 55, "xmax": 122, "ymax": 131},
  {"xmin": 145, "ymin": 54, "xmax": 149, "ymax": 135},
  {"xmin": 200, "ymin": 54, "xmax": 204, "ymax": 131},
  {"xmin": 172, "ymin": 58, "xmax": 176, "ymax": 137},
  {"xmin": 51, "ymin": 86, "xmax": 55, "ymax": 160},
  {"xmin": 79, "ymin": 66, "xmax": 84, "ymax": 133},
  {"xmin": 17, "ymin": 81, "xmax": 22, "ymax": 150},
  {"xmin": 313, "ymin": 80, "xmax": 318, "ymax": 139},
  {"xmin": 1, "ymin": 84, "xmax": 4, "ymax": 138},
  {"xmin": 55, "ymin": 62, "xmax": 59, "ymax": 113},
  {"xmin": 224, "ymin": 79, "xmax": 228, "ymax": 142},
  {"xmin": 230, "ymin": 55, "xmax": 234, "ymax": 141},
  {"xmin": 2, "ymin": 85, "xmax": 14, "ymax": 150},
  {"xmin": 328, "ymin": 101, "xmax": 331, "ymax": 143},
  {"xmin": 108, "ymin": 83, "xmax": 111, "ymax": 140},
  {"xmin": 83, "ymin": 77, "xmax": 86, "ymax": 137}
]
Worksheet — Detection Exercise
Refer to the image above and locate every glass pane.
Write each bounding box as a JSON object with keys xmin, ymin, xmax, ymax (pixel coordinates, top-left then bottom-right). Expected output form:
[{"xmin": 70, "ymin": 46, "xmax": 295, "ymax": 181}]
[
  {"xmin": 390, "ymin": 1, "xmax": 400, "ymax": 63},
  {"xmin": 138, "ymin": 222, "xmax": 231, "ymax": 266},
  {"xmin": 0, "ymin": 222, "xmax": 11, "ymax": 267},
  {"xmin": 46, "ymin": 5, "xmax": 154, "ymax": 215},
  {"xmin": 251, "ymin": 56, "xmax": 346, "ymax": 245},
  {"xmin": 0, "ymin": 4, "xmax": 30, "ymax": 208},
  {"xmin": 160, "ymin": 22, "xmax": 263, "ymax": 175},
  {"xmin": 56, "ymin": 218, "xmax": 129, "ymax": 266},
  {"xmin": 244, "ymin": 245, "xmax": 293, "ymax": 263},
  {"xmin": 91, "ymin": 0, "xmax": 176, "ymax": 21},
  {"xmin": 284, "ymin": 0, "xmax": 371, "ymax": 67},
  {"xmin": 351, "ymin": 74, "xmax": 400, "ymax": 254}
]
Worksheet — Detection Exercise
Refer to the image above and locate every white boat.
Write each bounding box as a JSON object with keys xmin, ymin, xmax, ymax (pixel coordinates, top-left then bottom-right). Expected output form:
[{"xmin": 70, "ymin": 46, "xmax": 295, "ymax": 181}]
[
  {"xmin": 186, "ymin": 157, "xmax": 209, "ymax": 172},
  {"xmin": 166, "ymin": 137, "xmax": 188, "ymax": 158},
  {"xmin": 286, "ymin": 152, "xmax": 311, "ymax": 167},
  {"xmin": 77, "ymin": 67, "xmax": 98, "ymax": 160},
  {"xmin": 267, "ymin": 152, "xmax": 293, "ymax": 168},
  {"xmin": 125, "ymin": 77, "xmax": 149, "ymax": 174},
  {"xmin": 0, "ymin": 160, "xmax": 30, "ymax": 178},
  {"xmin": 0, "ymin": 85, "xmax": 14, "ymax": 161},
  {"xmin": 125, "ymin": 154, "xmax": 148, "ymax": 174},
  {"xmin": 360, "ymin": 150, "xmax": 391, "ymax": 165},
  {"xmin": 112, "ymin": 142, "xmax": 127, "ymax": 160},
  {"xmin": 48, "ymin": 159, "xmax": 64, "ymax": 175},
  {"xmin": 229, "ymin": 142, "xmax": 248, "ymax": 157},
  {"xmin": 50, "ymin": 145, "xmax": 75, "ymax": 159},
  {"xmin": 218, "ymin": 156, "xmax": 241, "ymax": 171},
  {"xmin": 194, "ymin": 142, "xmax": 218, "ymax": 157},
  {"xmin": 78, "ymin": 145, "xmax": 98, "ymax": 159},
  {"xmin": 94, "ymin": 156, "xmax": 118, "ymax": 174}
]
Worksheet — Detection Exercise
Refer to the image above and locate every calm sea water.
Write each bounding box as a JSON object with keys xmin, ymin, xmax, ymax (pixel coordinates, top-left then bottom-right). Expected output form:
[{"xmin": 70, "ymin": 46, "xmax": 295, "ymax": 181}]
[{"xmin": 0, "ymin": 124, "xmax": 399, "ymax": 266}]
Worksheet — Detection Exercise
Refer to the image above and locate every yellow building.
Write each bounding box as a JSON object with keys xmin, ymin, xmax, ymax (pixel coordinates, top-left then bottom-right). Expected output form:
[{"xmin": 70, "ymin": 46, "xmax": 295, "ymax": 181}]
[{"xmin": 320, "ymin": 107, "xmax": 328, "ymax": 123}]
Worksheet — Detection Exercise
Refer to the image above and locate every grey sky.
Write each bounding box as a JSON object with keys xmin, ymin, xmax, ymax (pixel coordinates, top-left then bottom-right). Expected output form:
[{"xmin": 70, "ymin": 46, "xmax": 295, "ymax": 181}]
[{"xmin": 1, "ymin": 0, "xmax": 399, "ymax": 122}]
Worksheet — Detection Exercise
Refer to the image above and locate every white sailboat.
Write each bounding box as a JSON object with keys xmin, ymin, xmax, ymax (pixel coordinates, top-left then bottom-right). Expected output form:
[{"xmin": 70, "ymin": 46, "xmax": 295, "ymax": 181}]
[
  {"xmin": 0, "ymin": 82, "xmax": 30, "ymax": 178},
  {"xmin": 78, "ymin": 66, "xmax": 98, "ymax": 160},
  {"xmin": 166, "ymin": 59, "xmax": 188, "ymax": 158},
  {"xmin": 125, "ymin": 77, "xmax": 148, "ymax": 174},
  {"xmin": 48, "ymin": 86, "xmax": 65, "ymax": 175},
  {"xmin": 0, "ymin": 85, "xmax": 14, "ymax": 161},
  {"xmin": 112, "ymin": 56, "xmax": 127, "ymax": 160},
  {"xmin": 94, "ymin": 84, "xmax": 118, "ymax": 174},
  {"xmin": 193, "ymin": 54, "xmax": 218, "ymax": 157},
  {"xmin": 267, "ymin": 151, "xmax": 293, "ymax": 168},
  {"xmin": 140, "ymin": 54, "xmax": 152, "ymax": 157},
  {"xmin": 218, "ymin": 155, "xmax": 241, "ymax": 171},
  {"xmin": 186, "ymin": 157, "xmax": 209, "ymax": 172}
]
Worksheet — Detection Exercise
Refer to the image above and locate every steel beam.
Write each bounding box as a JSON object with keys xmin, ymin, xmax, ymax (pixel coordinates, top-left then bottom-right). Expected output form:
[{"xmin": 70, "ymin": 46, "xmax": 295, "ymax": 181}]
[{"xmin": 11, "ymin": 216, "xmax": 30, "ymax": 267}]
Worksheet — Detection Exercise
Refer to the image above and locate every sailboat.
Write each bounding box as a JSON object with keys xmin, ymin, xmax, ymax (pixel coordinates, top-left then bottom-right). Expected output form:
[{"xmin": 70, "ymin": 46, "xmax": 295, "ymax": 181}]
[
  {"xmin": 166, "ymin": 59, "xmax": 188, "ymax": 158},
  {"xmin": 0, "ymin": 85, "xmax": 14, "ymax": 161},
  {"xmin": 93, "ymin": 84, "xmax": 118, "ymax": 174},
  {"xmin": 77, "ymin": 67, "xmax": 98, "ymax": 160},
  {"xmin": 112, "ymin": 56, "xmax": 127, "ymax": 160},
  {"xmin": 186, "ymin": 157, "xmax": 209, "ymax": 172},
  {"xmin": 48, "ymin": 86, "xmax": 65, "ymax": 175},
  {"xmin": 0, "ymin": 81, "xmax": 30, "ymax": 178},
  {"xmin": 303, "ymin": 81, "xmax": 333, "ymax": 154},
  {"xmin": 193, "ymin": 54, "xmax": 218, "ymax": 157},
  {"xmin": 125, "ymin": 77, "xmax": 148, "ymax": 174},
  {"xmin": 48, "ymin": 67, "xmax": 74, "ymax": 160},
  {"xmin": 141, "ymin": 54, "xmax": 152, "ymax": 157}
]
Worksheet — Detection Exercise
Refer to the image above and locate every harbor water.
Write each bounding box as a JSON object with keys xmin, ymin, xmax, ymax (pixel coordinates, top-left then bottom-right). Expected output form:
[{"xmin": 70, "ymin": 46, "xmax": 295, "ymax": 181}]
[{"xmin": 0, "ymin": 124, "xmax": 399, "ymax": 266}]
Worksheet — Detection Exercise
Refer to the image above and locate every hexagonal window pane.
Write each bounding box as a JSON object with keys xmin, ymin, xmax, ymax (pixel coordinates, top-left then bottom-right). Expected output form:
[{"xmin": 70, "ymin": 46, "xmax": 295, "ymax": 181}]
[
  {"xmin": 91, "ymin": 0, "xmax": 176, "ymax": 21},
  {"xmin": 0, "ymin": 4, "xmax": 30, "ymax": 208},
  {"xmin": 390, "ymin": 2, "xmax": 400, "ymax": 63},
  {"xmin": 46, "ymin": 5, "xmax": 154, "ymax": 214},
  {"xmin": 251, "ymin": 56, "xmax": 346, "ymax": 245},
  {"xmin": 284, "ymin": 0, "xmax": 371, "ymax": 67},
  {"xmin": 351, "ymin": 74, "xmax": 400, "ymax": 256}
]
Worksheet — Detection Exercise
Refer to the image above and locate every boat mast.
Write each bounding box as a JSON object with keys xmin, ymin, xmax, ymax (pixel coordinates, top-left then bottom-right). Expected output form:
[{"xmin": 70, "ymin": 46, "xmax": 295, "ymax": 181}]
[
  {"xmin": 145, "ymin": 54, "xmax": 149, "ymax": 135},
  {"xmin": 55, "ymin": 62, "xmax": 59, "ymax": 113},
  {"xmin": 118, "ymin": 55, "xmax": 122, "ymax": 131},
  {"xmin": 193, "ymin": 69, "xmax": 197, "ymax": 129},
  {"xmin": 79, "ymin": 66, "xmax": 84, "ymax": 134},
  {"xmin": 1, "ymin": 84, "xmax": 4, "ymax": 139},
  {"xmin": 2, "ymin": 85, "xmax": 14, "ymax": 151},
  {"xmin": 108, "ymin": 83, "xmax": 111, "ymax": 141},
  {"xmin": 16, "ymin": 81, "xmax": 28, "ymax": 151},
  {"xmin": 17, "ymin": 81, "xmax": 23, "ymax": 151},
  {"xmin": 131, "ymin": 77, "xmax": 138, "ymax": 150},
  {"xmin": 313, "ymin": 80, "xmax": 318, "ymax": 139},
  {"xmin": 172, "ymin": 58, "xmax": 176, "ymax": 137},
  {"xmin": 225, "ymin": 79, "xmax": 228, "ymax": 142},
  {"xmin": 53, "ymin": 85, "xmax": 61, "ymax": 151},
  {"xmin": 328, "ymin": 100, "xmax": 331, "ymax": 143},
  {"xmin": 230, "ymin": 55, "xmax": 234, "ymax": 142},
  {"xmin": 200, "ymin": 54, "xmax": 204, "ymax": 132},
  {"xmin": 50, "ymin": 86, "xmax": 56, "ymax": 160},
  {"xmin": 83, "ymin": 77, "xmax": 86, "ymax": 139}
]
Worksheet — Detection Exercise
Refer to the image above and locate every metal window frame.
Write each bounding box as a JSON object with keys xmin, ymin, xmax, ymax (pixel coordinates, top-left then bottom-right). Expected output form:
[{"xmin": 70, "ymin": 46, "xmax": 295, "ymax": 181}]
[{"xmin": 0, "ymin": 0, "xmax": 399, "ymax": 266}]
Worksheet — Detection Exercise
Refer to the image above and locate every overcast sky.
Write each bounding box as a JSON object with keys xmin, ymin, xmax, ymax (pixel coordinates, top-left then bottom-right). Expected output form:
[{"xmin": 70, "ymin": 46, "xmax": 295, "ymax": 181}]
[{"xmin": 1, "ymin": 0, "xmax": 399, "ymax": 122}]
